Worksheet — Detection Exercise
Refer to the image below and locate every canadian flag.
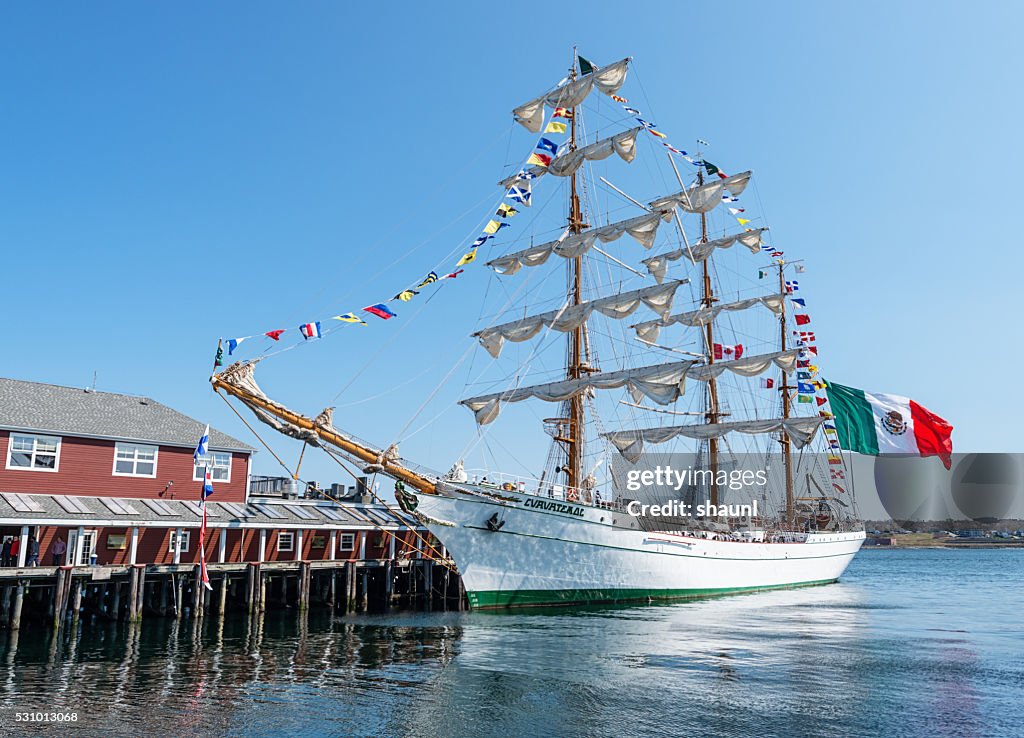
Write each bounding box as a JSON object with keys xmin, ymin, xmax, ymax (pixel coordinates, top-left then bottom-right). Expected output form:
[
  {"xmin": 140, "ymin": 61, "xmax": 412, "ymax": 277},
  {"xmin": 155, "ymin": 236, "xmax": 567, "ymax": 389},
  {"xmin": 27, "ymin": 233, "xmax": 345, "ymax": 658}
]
[{"xmin": 714, "ymin": 343, "xmax": 744, "ymax": 360}]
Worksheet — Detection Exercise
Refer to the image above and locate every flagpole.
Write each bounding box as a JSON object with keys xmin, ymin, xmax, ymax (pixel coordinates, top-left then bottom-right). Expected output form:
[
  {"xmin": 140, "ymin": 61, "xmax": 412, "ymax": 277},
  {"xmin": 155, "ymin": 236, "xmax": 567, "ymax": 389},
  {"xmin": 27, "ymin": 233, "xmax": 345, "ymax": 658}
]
[{"xmin": 198, "ymin": 456, "xmax": 214, "ymax": 591}]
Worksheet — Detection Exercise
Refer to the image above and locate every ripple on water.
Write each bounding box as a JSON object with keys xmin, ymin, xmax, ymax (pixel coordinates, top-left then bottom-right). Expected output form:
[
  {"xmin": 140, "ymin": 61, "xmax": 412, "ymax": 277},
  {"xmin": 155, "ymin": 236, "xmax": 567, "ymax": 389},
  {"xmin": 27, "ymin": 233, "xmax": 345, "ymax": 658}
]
[{"xmin": 0, "ymin": 549, "xmax": 1020, "ymax": 737}]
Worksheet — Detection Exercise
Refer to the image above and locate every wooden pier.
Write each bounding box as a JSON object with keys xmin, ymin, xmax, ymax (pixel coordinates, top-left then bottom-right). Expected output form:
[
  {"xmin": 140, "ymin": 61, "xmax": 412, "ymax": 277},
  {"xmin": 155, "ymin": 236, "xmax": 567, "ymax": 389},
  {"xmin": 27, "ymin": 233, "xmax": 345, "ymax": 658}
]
[{"xmin": 0, "ymin": 558, "xmax": 466, "ymax": 631}]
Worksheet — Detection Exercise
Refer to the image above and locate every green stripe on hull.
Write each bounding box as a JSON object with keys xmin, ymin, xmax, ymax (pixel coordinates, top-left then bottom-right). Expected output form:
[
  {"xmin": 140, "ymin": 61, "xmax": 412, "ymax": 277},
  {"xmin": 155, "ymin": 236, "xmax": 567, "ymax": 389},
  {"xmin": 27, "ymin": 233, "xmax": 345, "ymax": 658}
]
[{"xmin": 467, "ymin": 578, "xmax": 839, "ymax": 609}]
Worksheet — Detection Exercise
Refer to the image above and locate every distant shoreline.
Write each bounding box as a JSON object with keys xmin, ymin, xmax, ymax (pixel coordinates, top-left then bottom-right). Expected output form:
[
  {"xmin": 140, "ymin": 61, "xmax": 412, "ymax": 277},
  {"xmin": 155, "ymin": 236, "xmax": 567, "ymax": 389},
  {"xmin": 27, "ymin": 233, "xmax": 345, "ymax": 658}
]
[{"xmin": 864, "ymin": 534, "xmax": 1024, "ymax": 549}]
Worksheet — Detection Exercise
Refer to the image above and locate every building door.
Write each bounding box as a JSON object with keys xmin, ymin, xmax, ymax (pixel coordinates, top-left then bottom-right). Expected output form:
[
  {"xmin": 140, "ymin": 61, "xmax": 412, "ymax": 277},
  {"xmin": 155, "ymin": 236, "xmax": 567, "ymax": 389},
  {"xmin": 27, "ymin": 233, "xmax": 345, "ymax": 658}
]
[{"xmin": 67, "ymin": 529, "xmax": 96, "ymax": 565}]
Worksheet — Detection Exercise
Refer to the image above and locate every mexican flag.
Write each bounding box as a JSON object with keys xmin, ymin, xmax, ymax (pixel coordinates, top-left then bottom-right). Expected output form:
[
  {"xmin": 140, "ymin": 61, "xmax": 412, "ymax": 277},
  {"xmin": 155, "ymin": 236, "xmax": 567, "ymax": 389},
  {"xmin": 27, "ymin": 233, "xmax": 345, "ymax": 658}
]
[{"xmin": 826, "ymin": 381, "xmax": 953, "ymax": 469}]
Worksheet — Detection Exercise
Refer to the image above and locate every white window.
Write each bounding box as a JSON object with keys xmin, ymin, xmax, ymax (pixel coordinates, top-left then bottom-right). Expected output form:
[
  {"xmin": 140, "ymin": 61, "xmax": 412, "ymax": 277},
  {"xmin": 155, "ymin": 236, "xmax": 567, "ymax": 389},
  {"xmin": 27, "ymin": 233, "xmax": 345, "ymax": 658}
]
[
  {"xmin": 113, "ymin": 443, "xmax": 158, "ymax": 478},
  {"xmin": 277, "ymin": 532, "xmax": 295, "ymax": 553},
  {"xmin": 168, "ymin": 530, "xmax": 191, "ymax": 554},
  {"xmin": 193, "ymin": 451, "xmax": 231, "ymax": 483},
  {"xmin": 339, "ymin": 533, "xmax": 355, "ymax": 551},
  {"xmin": 6, "ymin": 433, "xmax": 61, "ymax": 472}
]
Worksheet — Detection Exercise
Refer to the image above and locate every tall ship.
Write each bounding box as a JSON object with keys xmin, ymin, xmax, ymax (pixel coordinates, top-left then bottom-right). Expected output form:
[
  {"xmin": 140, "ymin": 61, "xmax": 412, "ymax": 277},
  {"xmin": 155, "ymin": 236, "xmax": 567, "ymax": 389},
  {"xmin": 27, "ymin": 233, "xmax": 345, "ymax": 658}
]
[{"xmin": 212, "ymin": 52, "xmax": 866, "ymax": 609}]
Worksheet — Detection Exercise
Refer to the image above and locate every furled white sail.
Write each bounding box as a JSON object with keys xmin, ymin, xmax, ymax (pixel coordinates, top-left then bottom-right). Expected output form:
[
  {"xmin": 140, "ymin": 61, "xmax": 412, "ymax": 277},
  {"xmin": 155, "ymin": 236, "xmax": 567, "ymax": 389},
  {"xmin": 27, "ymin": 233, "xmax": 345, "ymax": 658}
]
[
  {"xmin": 512, "ymin": 59, "xmax": 631, "ymax": 133},
  {"xmin": 641, "ymin": 228, "xmax": 769, "ymax": 282},
  {"xmin": 649, "ymin": 171, "xmax": 752, "ymax": 214},
  {"xmin": 461, "ymin": 360, "xmax": 694, "ymax": 426},
  {"xmin": 498, "ymin": 167, "xmax": 548, "ymax": 189},
  {"xmin": 475, "ymin": 280, "xmax": 686, "ymax": 358},
  {"xmin": 632, "ymin": 292, "xmax": 786, "ymax": 343},
  {"xmin": 488, "ymin": 211, "xmax": 674, "ymax": 276},
  {"xmin": 461, "ymin": 350, "xmax": 798, "ymax": 425},
  {"xmin": 549, "ymin": 127, "xmax": 642, "ymax": 176},
  {"xmin": 686, "ymin": 349, "xmax": 800, "ymax": 381},
  {"xmin": 499, "ymin": 127, "xmax": 643, "ymax": 188},
  {"xmin": 605, "ymin": 416, "xmax": 825, "ymax": 462}
]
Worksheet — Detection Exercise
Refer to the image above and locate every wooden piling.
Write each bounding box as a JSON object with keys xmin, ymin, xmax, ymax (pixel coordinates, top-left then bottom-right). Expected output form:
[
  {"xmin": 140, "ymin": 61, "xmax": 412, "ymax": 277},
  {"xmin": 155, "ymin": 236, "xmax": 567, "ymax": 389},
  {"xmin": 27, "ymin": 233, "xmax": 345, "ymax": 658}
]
[
  {"xmin": 71, "ymin": 578, "xmax": 83, "ymax": 623},
  {"xmin": 192, "ymin": 566, "xmax": 203, "ymax": 618},
  {"xmin": 127, "ymin": 568, "xmax": 137, "ymax": 621},
  {"xmin": 52, "ymin": 567, "xmax": 67, "ymax": 629},
  {"xmin": 9, "ymin": 582, "xmax": 25, "ymax": 631},
  {"xmin": 246, "ymin": 564, "xmax": 255, "ymax": 614},
  {"xmin": 0, "ymin": 585, "xmax": 11, "ymax": 624},
  {"xmin": 110, "ymin": 581, "xmax": 121, "ymax": 621},
  {"xmin": 174, "ymin": 574, "xmax": 184, "ymax": 620},
  {"xmin": 384, "ymin": 561, "xmax": 393, "ymax": 611},
  {"xmin": 219, "ymin": 573, "xmax": 229, "ymax": 615},
  {"xmin": 424, "ymin": 562, "xmax": 434, "ymax": 612},
  {"xmin": 298, "ymin": 562, "xmax": 311, "ymax": 612},
  {"xmin": 134, "ymin": 566, "xmax": 146, "ymax": 621}
]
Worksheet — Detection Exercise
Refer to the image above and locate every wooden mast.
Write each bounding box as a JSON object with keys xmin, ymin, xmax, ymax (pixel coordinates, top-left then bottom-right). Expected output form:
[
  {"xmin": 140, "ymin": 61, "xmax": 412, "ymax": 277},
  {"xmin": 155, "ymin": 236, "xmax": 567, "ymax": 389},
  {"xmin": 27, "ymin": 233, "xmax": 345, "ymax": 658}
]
[
  {"xmin": 566, "ymin": 56, "xmax": 586, "ymax": 491},
  {"xmin": 778, "ymin": 262, "xmax": 795, "ymax": 525},
  {"xmin": 699, "ymin": 167, "xmax": 721, "ymax": 509}
]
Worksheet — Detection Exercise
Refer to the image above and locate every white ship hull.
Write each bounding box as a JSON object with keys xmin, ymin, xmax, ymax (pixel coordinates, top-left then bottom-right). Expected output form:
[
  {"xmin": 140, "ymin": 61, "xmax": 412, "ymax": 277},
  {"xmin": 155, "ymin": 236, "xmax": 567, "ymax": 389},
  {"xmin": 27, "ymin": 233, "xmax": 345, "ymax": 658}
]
[{"xmin": 413, "ymin": 486, "xmax": 865, "ymax": 609}]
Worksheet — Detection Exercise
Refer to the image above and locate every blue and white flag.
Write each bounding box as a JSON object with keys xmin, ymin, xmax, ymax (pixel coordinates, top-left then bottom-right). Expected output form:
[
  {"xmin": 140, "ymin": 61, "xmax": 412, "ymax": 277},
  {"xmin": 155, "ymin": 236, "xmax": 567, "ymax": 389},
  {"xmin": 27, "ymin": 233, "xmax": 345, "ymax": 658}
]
[
  {"xmin": 202, "ymin": 464, "xmax": 215, "ymax": 499},
  {"xmin": 507, "ymin": 185, "xmax": 532, "ymax": 206},
  {"xmin": 193, "ymin": 424, "xmax": 210, "ymax": 461},
  {"xmin": 226, "ymin": 337, "xmax": 250, "ymax": 356},
  {"xmin": 536, "ymin": 137, "xmax": 559, "ymax": 156}
]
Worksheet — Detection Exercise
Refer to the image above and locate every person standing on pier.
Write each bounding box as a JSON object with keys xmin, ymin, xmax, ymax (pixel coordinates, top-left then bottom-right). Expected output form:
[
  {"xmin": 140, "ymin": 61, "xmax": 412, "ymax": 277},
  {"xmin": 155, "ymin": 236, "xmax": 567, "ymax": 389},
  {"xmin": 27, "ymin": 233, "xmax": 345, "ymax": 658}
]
[
  {"xmin": 1, "ymin": 537, "xmax": 10, "ymax": 567},
  {"xmin": 9, "ymin": 537, "xmax": 20, "ymax": 567},
  {"xmin": 27, "ymin": 536, "xmax": 39, "ymax": 567},
  {"xmin": 52, "ymin": 536, "xmax": 66, "ymax": 566}
]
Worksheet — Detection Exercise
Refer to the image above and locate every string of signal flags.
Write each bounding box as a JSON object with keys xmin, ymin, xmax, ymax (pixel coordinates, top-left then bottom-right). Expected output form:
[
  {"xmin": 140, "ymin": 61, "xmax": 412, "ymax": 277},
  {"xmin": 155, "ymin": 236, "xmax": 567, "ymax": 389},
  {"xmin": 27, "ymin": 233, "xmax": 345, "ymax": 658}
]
[
  {"xmin": 210, "ymin": 54, "xmax": 748, "ymax": 370},
  {"xmin": 209, "ymin": 113, "xmax": 576, "ymax": 369}
]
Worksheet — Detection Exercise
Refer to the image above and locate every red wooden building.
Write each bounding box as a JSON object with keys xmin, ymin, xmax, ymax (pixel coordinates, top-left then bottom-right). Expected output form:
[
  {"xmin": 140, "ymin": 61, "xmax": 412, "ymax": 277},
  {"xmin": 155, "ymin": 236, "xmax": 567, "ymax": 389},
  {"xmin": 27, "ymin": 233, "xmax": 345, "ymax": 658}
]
[{"xmin": 0, "ymin": 378, "xmax": 428, "ymax": 570}]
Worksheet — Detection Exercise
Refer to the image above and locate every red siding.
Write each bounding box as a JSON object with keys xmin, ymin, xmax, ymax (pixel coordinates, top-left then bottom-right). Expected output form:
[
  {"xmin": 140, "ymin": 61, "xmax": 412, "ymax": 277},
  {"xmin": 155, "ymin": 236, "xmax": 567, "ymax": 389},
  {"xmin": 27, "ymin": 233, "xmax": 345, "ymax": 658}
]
[{"xmin": 0, "ymin": 430, "xmax": 249, "ymax": 503}]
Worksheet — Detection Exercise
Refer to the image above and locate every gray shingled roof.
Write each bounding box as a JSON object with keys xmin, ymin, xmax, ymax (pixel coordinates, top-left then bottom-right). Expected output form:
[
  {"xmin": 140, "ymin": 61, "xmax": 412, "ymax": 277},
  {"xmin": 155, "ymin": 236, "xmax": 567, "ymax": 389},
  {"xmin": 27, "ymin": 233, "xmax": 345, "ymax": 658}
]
[
  {"xmin": 0, "ymin": 492, "xmax": 421, "ymax": 529},
  {"xmin": 0, "ymin": 378, "xmax": 253, "ymax": 452}
]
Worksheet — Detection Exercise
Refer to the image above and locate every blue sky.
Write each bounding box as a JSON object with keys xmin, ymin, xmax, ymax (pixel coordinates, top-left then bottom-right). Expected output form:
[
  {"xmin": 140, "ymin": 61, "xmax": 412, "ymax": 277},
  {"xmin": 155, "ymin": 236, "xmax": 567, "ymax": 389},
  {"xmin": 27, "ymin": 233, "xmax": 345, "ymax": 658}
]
[{"xmin": 2, "ymin": 2, "xmax": 1020, "ymax": 489}]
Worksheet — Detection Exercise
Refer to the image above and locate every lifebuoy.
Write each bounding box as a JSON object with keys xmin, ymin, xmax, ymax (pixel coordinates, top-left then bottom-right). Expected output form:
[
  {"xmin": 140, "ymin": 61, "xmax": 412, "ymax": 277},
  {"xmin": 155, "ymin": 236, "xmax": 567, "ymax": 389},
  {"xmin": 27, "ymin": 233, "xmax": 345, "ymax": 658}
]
[{"xmin": 567, "ymin": 488, "xmax": 579, "ymax": 502}]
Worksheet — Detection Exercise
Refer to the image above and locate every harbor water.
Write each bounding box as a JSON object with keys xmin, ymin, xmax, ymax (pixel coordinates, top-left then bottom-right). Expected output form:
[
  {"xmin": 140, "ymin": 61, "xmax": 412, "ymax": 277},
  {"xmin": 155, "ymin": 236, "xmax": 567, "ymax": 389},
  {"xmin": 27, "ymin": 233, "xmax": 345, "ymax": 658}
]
[{"xmin": 0, "ymin": 548, "xmax": 1021, "ymax": 737}]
